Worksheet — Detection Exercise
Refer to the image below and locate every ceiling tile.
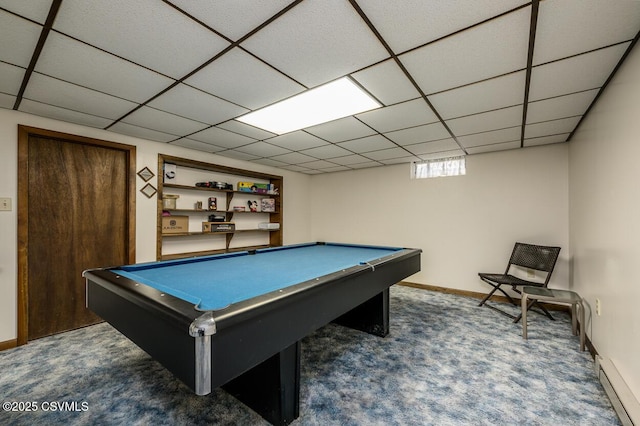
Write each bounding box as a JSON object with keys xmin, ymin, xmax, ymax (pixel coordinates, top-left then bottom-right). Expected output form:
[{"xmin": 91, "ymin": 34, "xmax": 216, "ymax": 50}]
[
  {"xmin": 53, "ymin": 0, "xmax": 230, "ymax": 78},
  {"xmin": 384, "ymin": 122, "xmax": 451, "ymax": 146},
  {"xmin": 380, "ymin": 155, "xmax": 420, "ymax": 165},
  {"xmin": 19, "ymin": 99, "xmax": 113, "ymax": 128},
  {"xmin": 429, "ymin": 71, "xmax": 526, "ymax": 119},
  {"xmin": 458, "ymin": 127, "xmax": 521, "ymax": 148},
  {"xmin": 356, "ymin": 98, "xmax": 438, "ymax": 133},
  {"xmin": 148, "ymin": 83, "xmax": 249, "ymax": 125},
  {"xmin": 466, "ymin": 141, "xmax": 520, "ymax": 154},
  {"xmin": 217, "ymin": 120, "xmax": 277, "ymax": 140},
  {"xmin": 170, "ymin": 138, "xmax": 226, "ymax": 152},
  {"xmin": 404, "ymin": 138, "xmax": 461, "ymax": 155},
  {"xmin": 329, "ymin": 154, "xmax": 375, "ymax": 166},
  {"xmin": 417, "ymin": 149, "xmax": 465, "ymax": 160},
  {"xmin": 351, "ymin": 59, "xmax": 421, "ymax": 105},
  {"xmin": 0, "ymin": 11, "xmax": 43, "ymax": 67},
  {"xmin": 0, "ymin": 61, "xmax": 25, "ymax": 95},
  {"xmin": 337, "ymin": 135, "xmax": 396, "ymax": 153},
  {"xmin": 529, "ymin": 43, "xmax": 630, "ymax": 101},
  {"xmin": 322, "ymin": 165, "xmax": 353, "ymax": 173},
  {"xmin": 217, "ymin": 150, "xmax": 261, "ymax": 161},
  {"xmin": 24, "ymin": 73, "xmax": 138, "ymax": 119},
  {"xmin": 281, "ymin": 164, "xmax": 314, "ymax": 173},
  {"xmin": 36, "ymin": 32, "xmax": 175, "ymax": 103},
  {"xmin": 357, "ymin": 0, "xmax": 529, "ymax": 53},
  {"xmin": 400, "ymin": 7, "xmax": 530, "ymax": 93},
  {"xmin": 122, "ymin": 106, "xmax": 209, "ymax": 136},
  {"xmin": 0, "ymin": 93, "xmax": 16, "ymax": 109},
  {"xmin": 300, "ymin": 144, "xmax": 353, "ymax": 159},
  {"xmin": 446, "ymin": 105, "xmax": 523, "ymax": 136},
  {"xmin": 251, "ymin": 158, "xmax": 290, "ymax": 168},
  {"xmin": 268, "ymin": 152, "xmax": 317, "ymax": 165},
  {"xmin": 524, "ymin": 116, "xmax": 582, "ymax": 139},
  {"xmin": 169, "ymin": 0, "xmax": 292, "ymax": 41},
  {"xmin": 299, "ymin": 160, "xmax": 340, "ymax": 170},
  {"xmin": 109, "ymin": 122, "xmax": 177, "ymax": 143},
  {"xmin": 185, "ymin": 48, "xmax": 305, "ymax": 109},
  {"xmin": 305, "ymin": 116, "xmax": 377, "ymax": 142},
  {"xmin": 189, "ymin": 126, "xmax": 257, "ymax": 149},
  {"xmin": 235, "ymin": 141, "xmax": 291, "ymax": 157},
  {"xmin": 1, "ymin": 0, "xmax": 53, "ymax": 24},
  {"xmin": 533, "ymin": 0, "xmax": 640, "ymax": 65},
  {"xmin": 524, "ymin": 134, "xmax": 570, "ymax": 147},
  {"xmin": 265, "ymin": 131, "xmax": 328, "ymax": 150},
  {"xmin": 526, "ymin": 89, "xmax": 599, "ymax": 124},
  {"xmin": 364, "ymin": 147, "xmax": 410, "ymax": 161},
  {"xmin": 241, "ymin": 0, "xmax": 389, "ymax": 87},
  {"xmin": 350, "ymin": 161, "xmax": 383, "ymax": 169}
]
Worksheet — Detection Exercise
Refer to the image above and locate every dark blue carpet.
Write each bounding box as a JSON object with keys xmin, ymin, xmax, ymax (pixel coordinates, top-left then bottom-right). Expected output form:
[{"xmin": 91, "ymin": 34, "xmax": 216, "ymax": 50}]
[{"xmin": 0, "ymin": 286, "xmax": 618, "ymax": 425}]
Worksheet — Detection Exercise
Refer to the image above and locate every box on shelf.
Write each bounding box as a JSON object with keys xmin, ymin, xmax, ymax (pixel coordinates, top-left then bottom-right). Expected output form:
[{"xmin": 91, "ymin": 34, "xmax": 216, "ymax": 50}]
[
  {"xmin": 237, "ymin": 181, "xmax": 253, "ymax": 192},
  {"xmin": 237, "ymin": 181, "xmax": 274, "ymax": 194},
  {"xmin": 162, "ymin": 215, "xmax": 188, "ymax": 234},
  {"xmin": 162, "ymin": 194, "xmax": 179, "ymax": 209},
  {"xmin": 261, "ymin": 198, "xmax": 275, "ymax": 212},
  {"xmin": 202, "ymin": 222, "xmax": 235, "ymax": 233},
  {"xmin": 258, "ymin": 222, "xmax": 280, "ymax": 230}
]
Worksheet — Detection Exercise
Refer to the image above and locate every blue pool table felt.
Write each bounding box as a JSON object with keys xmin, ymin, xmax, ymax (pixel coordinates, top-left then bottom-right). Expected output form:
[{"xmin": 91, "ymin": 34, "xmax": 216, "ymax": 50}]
[{"xmin": 113, "ymin": 244, "xmax": 402, "ymax": 310}]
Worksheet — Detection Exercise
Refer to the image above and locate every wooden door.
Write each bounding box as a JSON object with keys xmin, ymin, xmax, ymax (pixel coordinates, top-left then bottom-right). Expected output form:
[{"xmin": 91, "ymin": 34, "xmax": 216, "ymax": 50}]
[{"xmin": 18, "ymin": 126, "xmax": 136, "ymax": 342}]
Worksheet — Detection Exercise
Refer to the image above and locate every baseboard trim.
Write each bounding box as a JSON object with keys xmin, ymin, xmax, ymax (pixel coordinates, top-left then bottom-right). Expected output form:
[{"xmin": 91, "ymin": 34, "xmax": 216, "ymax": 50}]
[
  {"xmin": 0, "ymin": 339, "xmax": 17, "ymax": 352},
  {"xmin": 398, "ymin": 281, "xmax": 570, "ymax": 312}
]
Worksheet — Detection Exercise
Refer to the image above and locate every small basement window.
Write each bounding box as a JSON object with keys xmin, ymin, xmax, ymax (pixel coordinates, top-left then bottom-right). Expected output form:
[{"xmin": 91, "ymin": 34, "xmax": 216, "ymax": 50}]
[{"xmin": 412, "ymin": 156, "xmax": 466, "ymax": 179}]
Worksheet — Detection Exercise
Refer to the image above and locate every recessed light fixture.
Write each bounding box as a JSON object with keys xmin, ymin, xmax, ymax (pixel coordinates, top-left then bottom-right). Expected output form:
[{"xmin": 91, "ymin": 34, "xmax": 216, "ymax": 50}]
[{"xmin": 236, "ymin": 77, "xmax": 381, "ymax": 135}]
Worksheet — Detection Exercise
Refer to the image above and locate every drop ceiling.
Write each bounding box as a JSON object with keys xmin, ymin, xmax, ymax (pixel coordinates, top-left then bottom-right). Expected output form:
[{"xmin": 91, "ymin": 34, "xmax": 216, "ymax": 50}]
[{"xmin": 1, "ymin": 0, "xmax": 639, "ymax": 174}]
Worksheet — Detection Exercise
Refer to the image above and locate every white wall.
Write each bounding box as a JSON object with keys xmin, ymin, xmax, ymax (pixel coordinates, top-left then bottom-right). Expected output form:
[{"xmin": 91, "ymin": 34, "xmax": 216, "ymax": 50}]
[
  {"xmin": 309, "ymin": 143, "xmax": 570, "ymax": 294},
  {"xmin": 569, "ymin": 41, "xmax": 640, "ymax": 400},
  {"xmin": 0, "ymin": 109, "xmax": 311, "ymax": 342}
]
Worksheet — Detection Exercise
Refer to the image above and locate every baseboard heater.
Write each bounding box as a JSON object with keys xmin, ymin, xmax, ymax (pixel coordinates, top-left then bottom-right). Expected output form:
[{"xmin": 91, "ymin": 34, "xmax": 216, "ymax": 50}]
[{"xmin": 595, "ymin": 356, "xmax": 640, "ymax": 425}]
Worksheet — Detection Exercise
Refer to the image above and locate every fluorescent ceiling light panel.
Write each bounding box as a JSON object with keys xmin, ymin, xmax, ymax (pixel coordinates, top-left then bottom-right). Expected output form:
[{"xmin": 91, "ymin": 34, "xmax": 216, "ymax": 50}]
[{"xmin": 237, "ymin": 77, "xmax": 381, "ymax": 134}]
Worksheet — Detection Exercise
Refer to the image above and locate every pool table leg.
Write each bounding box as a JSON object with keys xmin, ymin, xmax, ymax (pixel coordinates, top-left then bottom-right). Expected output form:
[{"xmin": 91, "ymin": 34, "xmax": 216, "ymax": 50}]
[
  {"xmin": 223, "ymin": 340, "xmax": 300, "ymax": 425},
  {"xmin": 333, "ymin": 288, "xmax": 390, "ymax": 337}
]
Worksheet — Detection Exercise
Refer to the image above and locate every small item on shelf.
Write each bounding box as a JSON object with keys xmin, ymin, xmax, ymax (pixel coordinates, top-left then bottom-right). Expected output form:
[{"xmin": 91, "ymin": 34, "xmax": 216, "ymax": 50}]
[
  {"xmin": 162, "ymin": 215, "xmax": 188, "ymax": 234},
  {"xmin": 237, "ymin": 181, "xmax": 253, "ymax": 192},
  {"xmin": 202, "ymin": 222, "xmax": 235, "ymax": 233},
  {"xmin": 233, "ymin": 206, "xmax": 245, "ymax": 212},
  {"xmin": 253, "ymin": 183, "xmax": 269, "ymax": 194},
  {"xmin": 162, "ymin": 194, "xmax": 179, "ymax": 209},
  {"xmin": 248, "ymin": 200, "xmax": 258, "ymax": 212},
  {"xmin": 208, "ymin": 214, "xmax": 225, "ymax": 222},
  {"xmin": 208, "ymin": 197, "xmax": 217, "ymax": 211},
  {"xmin": 261, "ymin": 198, "xmax": 275, "ymax": 212},
  {"xmin": 164, "ymin": 164, "xmax": 177, "ymax": 182},
  {"xmin": 195, "ymin": 181, "xmax": 233, "ymax": 190},
  {"xmin": 258, "ymin": 222, "xmax": 280, "ymax": 230},
  {"xmin": 195, "ymin": 201, "xmax": 203, "ymax": 210}
]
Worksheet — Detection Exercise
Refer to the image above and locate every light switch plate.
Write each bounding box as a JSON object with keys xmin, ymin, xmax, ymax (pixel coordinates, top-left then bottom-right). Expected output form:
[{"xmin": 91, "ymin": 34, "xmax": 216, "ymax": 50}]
[{"xmin": 0, "ymin": 197, "xmax": 12, "ymax": 211}]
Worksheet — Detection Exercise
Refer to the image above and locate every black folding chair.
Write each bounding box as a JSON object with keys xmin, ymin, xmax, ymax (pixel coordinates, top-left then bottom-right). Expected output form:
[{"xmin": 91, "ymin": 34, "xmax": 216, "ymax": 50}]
[{"xmin": 478, "ymin": 242, "xmax": 561, "ymax": 323}]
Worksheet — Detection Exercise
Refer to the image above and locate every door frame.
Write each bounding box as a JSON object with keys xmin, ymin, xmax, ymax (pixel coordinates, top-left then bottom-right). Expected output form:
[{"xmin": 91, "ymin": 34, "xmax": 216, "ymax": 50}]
[{"xmin": 16, "ymin": 125, "xmax": 136, "ymax": 345}]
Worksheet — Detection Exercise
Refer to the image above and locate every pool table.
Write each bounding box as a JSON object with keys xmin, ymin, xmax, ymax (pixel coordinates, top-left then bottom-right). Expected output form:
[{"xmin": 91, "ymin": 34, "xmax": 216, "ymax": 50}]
[{"xmin": 84, "ymin": 242, "xmax": 421, "ymax": 425}]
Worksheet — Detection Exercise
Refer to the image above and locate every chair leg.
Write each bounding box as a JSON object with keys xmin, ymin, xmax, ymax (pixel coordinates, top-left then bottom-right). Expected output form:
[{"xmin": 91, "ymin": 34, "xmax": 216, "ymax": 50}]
[
  {"xmin": 478, "ymin": 286, "xmax": 499, "ymax": 307},
  {"xmin": 521, "ymin": 294, "xmax": 528, "ymax": 340},
  {"xmin": 578, "ymin": 300, "xmax": 585, "ymax": 352},
  {"xmin": 513, "ymin": 299, "xmax": 536, "ymax": 323}
]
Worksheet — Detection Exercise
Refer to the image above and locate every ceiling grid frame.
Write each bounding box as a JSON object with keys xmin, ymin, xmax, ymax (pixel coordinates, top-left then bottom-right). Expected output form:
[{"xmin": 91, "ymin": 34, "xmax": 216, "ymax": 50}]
[{"xmin": 0, "ymin": 0, "xmax": 638, "ymax": 174}]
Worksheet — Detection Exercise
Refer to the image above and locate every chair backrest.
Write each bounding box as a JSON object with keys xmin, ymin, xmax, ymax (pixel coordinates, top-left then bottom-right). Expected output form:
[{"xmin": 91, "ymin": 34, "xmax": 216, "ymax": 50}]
[{"xmin": 505, "ymin": 242, "xmax": 561, "ymax": 285}]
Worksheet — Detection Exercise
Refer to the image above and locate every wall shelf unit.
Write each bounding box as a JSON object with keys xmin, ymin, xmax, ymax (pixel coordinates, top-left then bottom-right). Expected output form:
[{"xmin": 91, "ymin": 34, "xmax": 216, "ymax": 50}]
[{"xmin": 157, "ymin": 154, "xmax": 283, "ymax": 261}]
